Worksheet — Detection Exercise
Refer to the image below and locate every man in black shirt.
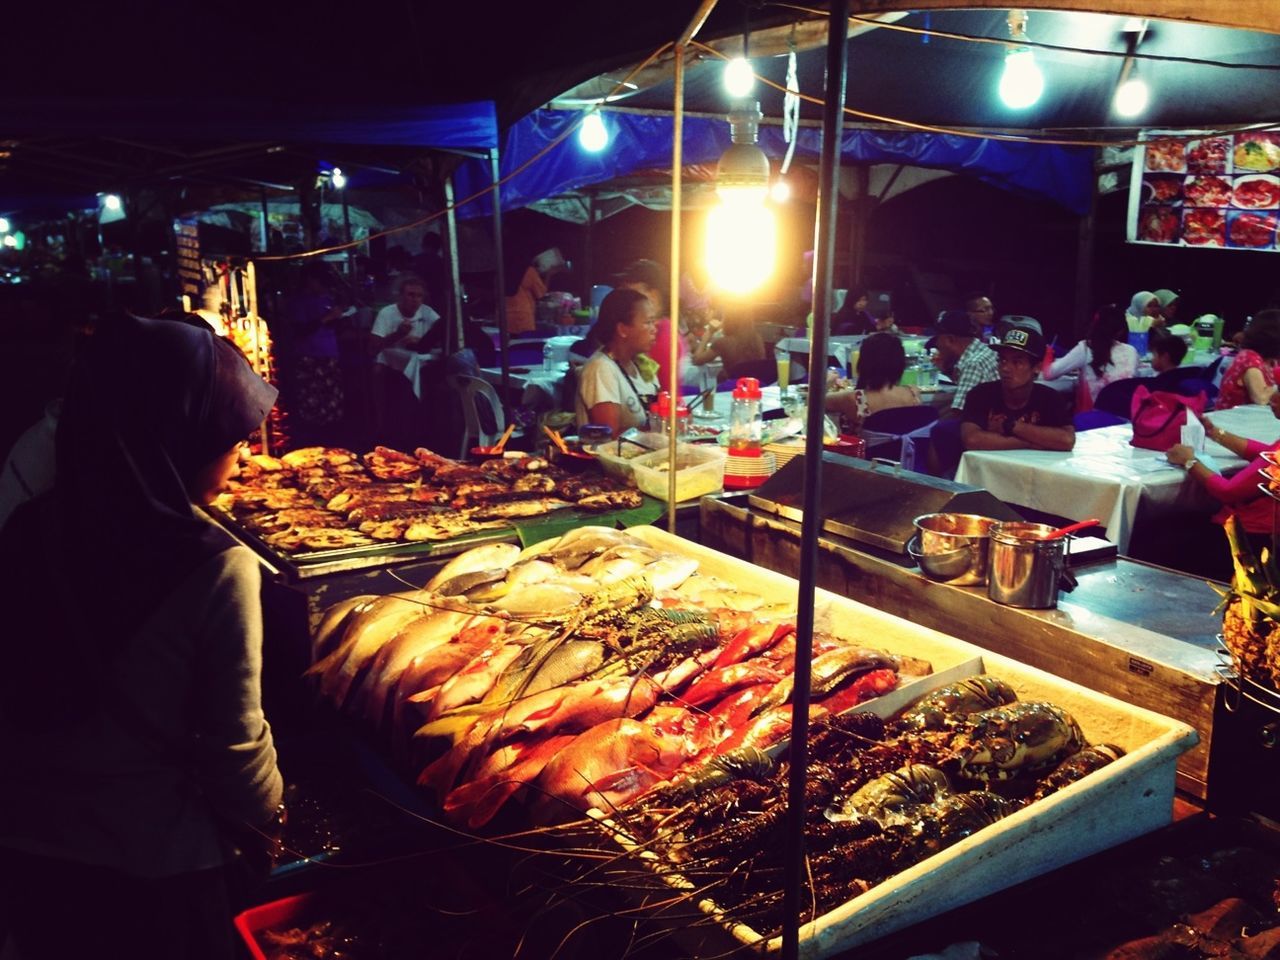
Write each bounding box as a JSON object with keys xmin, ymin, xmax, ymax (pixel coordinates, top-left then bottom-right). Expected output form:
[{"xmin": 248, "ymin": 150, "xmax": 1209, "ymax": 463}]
[{"xmin": 961, "ymin": 326, "xmax": 1075, "ymax": 452}]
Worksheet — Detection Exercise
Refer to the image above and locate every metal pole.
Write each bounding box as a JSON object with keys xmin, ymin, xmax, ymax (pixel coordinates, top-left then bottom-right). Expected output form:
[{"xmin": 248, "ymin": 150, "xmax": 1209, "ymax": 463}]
[
  {"xmin": 782, "ymin": 1, "xmax": 847, "ymax": 957},
  {"xmin": 490, "ymin": 148, "xmax": 511, "ymax": 409},
  {"xmin": 667, "ymin": 41, "xmax": 686, "ymax": 530},
  {"xmin": 583, "ymin": 191, "xmax": 596, "ymax": 306},
  {"xmin": 260, "ymin": 189, "xmax": 270, "ymax": 252},
  {"xmin": 444, "ymin": 175, "xmax": 465, "ymax": 356},
  {"xmin": 341, "ymin": 190, "xmax": 354, "ymax": 279}
]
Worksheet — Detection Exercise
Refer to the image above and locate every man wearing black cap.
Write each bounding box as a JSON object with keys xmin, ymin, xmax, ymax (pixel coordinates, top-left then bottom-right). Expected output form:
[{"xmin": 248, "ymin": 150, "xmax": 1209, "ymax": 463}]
[
  {"xmin": 928, "ymin": 310, "xmax": 999, "ymax": 418},
  {"xmin": 960, "ymin": 326, "xmax": 1075, "ymax": 452}
]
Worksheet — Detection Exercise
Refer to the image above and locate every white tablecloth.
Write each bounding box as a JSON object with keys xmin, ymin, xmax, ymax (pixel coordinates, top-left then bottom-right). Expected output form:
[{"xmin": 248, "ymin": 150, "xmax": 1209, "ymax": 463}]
[{"xmin": 954, "ymin": 403, "xmax": 1280, "ymax": 553}]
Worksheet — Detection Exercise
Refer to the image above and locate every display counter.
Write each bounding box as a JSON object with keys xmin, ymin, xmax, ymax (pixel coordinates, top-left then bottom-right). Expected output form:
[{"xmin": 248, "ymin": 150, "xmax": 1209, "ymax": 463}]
[{"xmin": 699, "ymin": 496, "xmax": 1230, "ymax": 802}]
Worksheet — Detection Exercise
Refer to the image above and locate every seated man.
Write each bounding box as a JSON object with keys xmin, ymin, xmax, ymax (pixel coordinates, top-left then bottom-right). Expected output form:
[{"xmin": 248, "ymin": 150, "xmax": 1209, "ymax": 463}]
[
  {"xmin": 961, "ymin": 326, "xmax": 1076, "ymax": 452},
  {"xmin": 1149, "ymin": 332, "xmax": 1189, "ymax": 377}
]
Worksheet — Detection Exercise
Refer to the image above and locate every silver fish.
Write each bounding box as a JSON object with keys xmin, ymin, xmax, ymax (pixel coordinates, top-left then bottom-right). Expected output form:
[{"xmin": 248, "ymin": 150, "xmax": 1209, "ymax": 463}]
[{"xmin": 425, "ymin": 542, "xmax": 521, "ymax": 592}]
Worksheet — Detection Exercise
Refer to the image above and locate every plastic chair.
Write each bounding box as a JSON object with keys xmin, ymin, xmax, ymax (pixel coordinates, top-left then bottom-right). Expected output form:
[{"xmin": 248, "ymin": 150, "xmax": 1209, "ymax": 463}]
[
  {"xmin": 450, "ymin": 374, "xmax": 512, "ymax": 457},
  {"xmin": 860, "ymin": 405, "xmax": 939, "ymax": 462},
  {"xmin": 1094, "ymin": 377, "xmax": 1149, "ymax": 420},
  {"xmin": 1074, "ymin": 410, "xmax": 1128, "ymax": 431}
]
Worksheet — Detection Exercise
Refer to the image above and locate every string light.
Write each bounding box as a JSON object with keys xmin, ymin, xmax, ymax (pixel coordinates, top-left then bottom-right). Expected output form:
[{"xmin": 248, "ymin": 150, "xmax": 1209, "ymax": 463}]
[
  {"xmin": 330, "ymin": 168, "xmax": 347, "ymax": 190},
  {"xmin": 724, "ymin": 57, "xmax": 755, "ymax": 97},
  {"xmin": 578, "ymin": 111, "xmax": 609, "ymax": 152},
  {"xmin": 1113, "ymin": 74, "xmax": 1149, "ymax": 118},
  {"xmin": 998, "ymin": 10, "xmax": 1044, "ymax": 110},
  {"xmin": 706, "ymin": 101, "xmax": 776, "ymax": 295}
]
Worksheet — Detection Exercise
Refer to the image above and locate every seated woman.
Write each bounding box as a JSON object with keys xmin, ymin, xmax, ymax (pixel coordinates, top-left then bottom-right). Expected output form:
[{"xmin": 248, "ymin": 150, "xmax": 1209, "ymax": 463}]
[
  {"xmin": 832, "ymin": 288, "xmax": 875, "ymax": 336},
  {"xmin": 1166, "ymin": 389, "xmax": 1280, "ymax": 577},
  {"xmin": 825, "ymin": 332, "xmax": 921, "ymax": 432},
  {"xmin": 1126, "ymin": 290, "xmax": 1164, "ymax": 332},
  {"xmin": 1215, "ymin": 309, "xmax": 1280, "ymax": 410},
  {"xmin": 574, "ymin": 288, "xmax": 658, "ymax": 438},
  {"xmin": 1043, "ymin": 304, "xmax": 1139, "ymax": 405},
  {"xmin": 691, "ymin": 313, "xmax": 766, "ymax": 381}
]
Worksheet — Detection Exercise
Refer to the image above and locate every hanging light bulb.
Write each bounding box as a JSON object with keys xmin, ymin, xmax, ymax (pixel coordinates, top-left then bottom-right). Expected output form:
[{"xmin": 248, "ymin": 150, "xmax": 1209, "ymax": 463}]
[
  {"xmin": 1113, "ymin": 73, "xmax": 1149, "ymax": 118},
  {"xmin": 103, "ymin": 194, "xmax": 123, "ymax": 212},
  {"xmin": 330, "ymin": 167, "xmax": 347, "ymax": 190},
  {"xmin": 578, "ymin": 111, "xmax": 609, "ymax": 152},
  {"xmin": 1113, "ymin": 22, "xmax": 1150, "ymax": 120},
  {"xmin": 770, "ymin": 178, "xmax": 791, "ymax": 203},
  {"xmin": 997, "ymin": 10, "xmax": 1044, "ymax": 110},
  {"xmin": 724, "ymin": 56, "xmax": 755, "ymax": 97},
  {"xmin": 0, "ymin": 217, "xmax": 9, "ymax": 233},
  {"xmin": 705, "ymin": 101, "xmax": 776, "ymax": 295}
]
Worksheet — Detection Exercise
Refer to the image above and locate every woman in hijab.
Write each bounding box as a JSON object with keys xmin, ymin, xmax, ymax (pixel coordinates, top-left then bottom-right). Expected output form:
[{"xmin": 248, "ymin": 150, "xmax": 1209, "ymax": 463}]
[
  {"xmin": 1153, "ymin": 288, "xmax": 1181, "ymax": 324},
  {"xmin": 1125, "ymin": 291, "xmax": 1164, "ymax": 332},
  {"xmin": 0, "ymin": 315, "xmax": 284, "ymax": 960}
]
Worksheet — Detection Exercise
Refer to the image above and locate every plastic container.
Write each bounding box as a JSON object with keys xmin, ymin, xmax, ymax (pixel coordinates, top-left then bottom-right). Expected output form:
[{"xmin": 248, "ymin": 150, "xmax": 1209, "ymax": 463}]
[
  {"xmin": 235, "ymin": 893, "xmax": 315, "ymax": 960},
  {"xmin": 728, "ymin": 377, "xmax": 763, "ymax": 456},
  {"xmin": 630, "ymin": 443, "xmax": 727, "ymax": 502},
  {"xmin": 542, "ymin": 341, "xmax": 556, "ymax": 372}
]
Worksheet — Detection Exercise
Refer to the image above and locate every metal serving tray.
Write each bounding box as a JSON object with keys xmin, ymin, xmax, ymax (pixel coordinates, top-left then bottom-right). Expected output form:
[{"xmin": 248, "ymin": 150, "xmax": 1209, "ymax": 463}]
[{"xmin": 615, "ymin": 527, "xmax": 1199, "ymax": 958}]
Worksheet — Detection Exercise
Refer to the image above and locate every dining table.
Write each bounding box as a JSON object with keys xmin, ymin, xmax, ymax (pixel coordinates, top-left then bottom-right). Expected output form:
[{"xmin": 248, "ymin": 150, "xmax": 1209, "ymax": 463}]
[{"xmin": 954, "ymin": 402, "xmax": 1280, "ymax": 554}]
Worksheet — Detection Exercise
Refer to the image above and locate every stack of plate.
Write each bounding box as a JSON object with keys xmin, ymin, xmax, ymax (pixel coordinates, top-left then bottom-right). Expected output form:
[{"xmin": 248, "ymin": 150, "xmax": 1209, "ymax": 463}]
[
  {"xmin": 724, "ymin": 451, "xmax": 777, "ymax": 489},
  {"xmin": 764, "ymin": 439, "xmax": 805, "ymax": 469}
]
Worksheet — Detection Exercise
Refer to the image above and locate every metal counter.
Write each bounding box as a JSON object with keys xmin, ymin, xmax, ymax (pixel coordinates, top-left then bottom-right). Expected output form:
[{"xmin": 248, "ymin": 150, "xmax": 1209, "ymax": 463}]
[{"xmin": 699, "ymin": 497, "xmax": 1227, "ymax": 801}]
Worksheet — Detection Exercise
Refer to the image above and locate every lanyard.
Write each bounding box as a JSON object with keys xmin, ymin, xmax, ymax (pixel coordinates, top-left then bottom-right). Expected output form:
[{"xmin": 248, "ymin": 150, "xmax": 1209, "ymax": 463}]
[{"xmin": 608, "ymin": 353, "xmax": 651, "ymax": 408}]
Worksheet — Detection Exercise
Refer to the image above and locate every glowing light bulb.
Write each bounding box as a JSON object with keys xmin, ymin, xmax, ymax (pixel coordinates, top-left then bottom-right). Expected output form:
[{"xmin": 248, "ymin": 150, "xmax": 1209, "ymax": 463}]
[
  {"xmin": 705, "ymin": 187, "xmax": 776, "ymax": 295},
  {"xmin": 1113, "ymin": 76, "xmax": 1149, "ymax": 118},
  {"xmin": 578, "ymin": 112, "xmax": 609, "ymax": 152},
  {"xmin": 103, "ymin": 194, "xmax": 122, "ymax": 211},
  {"xmin": 998, "ymin": 48, "xmax": 1043, "ymax": 109},
  {"xmin": 770, "ymin": 179, "xmax": 791, "ymax": 203},
  {"xmin": 0, "ymin": 217, "xmax": 9, "ymax": 233},
  {"xmin": 2, "ymin": 235, "xmax": 16, "ymax": 248},
  {"xmin": 331, "ymin": 168, "xmax": 347, "ymax": 190},
  {"xmin": 724, "ymin": 57, "xmax": 755, "ymax": 98}
]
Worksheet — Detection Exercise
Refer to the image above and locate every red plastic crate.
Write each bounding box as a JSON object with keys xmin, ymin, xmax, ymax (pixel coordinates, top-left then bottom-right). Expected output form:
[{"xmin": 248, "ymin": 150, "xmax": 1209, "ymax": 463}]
[{"xmin": 234, "ymin": 893, "xmax": 315, "ymax": 960}]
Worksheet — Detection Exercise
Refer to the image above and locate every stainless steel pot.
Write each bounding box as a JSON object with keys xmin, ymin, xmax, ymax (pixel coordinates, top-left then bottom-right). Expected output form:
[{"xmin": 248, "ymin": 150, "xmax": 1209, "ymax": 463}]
[
  {"xmin": 908, "ymin": 513, "xmax": 997, "ymax": 585},
  {"xmin": 987, "ymin": 521, "xmax": 1070, "ymax": 608}
]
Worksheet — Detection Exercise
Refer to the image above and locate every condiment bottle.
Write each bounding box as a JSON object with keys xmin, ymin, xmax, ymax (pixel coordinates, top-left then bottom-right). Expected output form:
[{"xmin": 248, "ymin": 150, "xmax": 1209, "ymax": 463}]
[
  {"xmin": 728, "ymin": 377, "xmax": 763, "ymax": 456},
  {"xmin": 649, "ymin": 392, "xmax": 689, "ymax": 436}
]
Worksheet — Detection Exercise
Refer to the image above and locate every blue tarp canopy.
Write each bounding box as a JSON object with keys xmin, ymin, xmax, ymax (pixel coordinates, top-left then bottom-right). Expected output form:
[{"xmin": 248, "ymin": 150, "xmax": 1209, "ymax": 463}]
[
  {"xmin": 1, "ymin": 98, "xmax": 499, "ymax": 151},
  {"xmin": 455, "ymin": 108, "xmax": 1093, "ymax": 218}
]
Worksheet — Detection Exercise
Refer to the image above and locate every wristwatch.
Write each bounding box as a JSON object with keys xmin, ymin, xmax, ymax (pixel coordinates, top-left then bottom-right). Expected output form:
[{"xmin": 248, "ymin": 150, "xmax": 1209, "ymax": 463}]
[{"xmin": 1183, "ymin": 458, "xmax": 1199, "ymax": 472}]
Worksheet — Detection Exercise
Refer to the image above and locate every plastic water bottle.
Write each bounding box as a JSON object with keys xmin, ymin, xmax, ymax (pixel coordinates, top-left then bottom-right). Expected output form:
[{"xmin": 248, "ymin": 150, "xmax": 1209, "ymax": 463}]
[
  {"xmin": 542, "ymin": 341, "xmax": 555, "ymax": 373},
  {"xmin": 729, "ymin": 377, "xmax": 764, "ymax": 456}
]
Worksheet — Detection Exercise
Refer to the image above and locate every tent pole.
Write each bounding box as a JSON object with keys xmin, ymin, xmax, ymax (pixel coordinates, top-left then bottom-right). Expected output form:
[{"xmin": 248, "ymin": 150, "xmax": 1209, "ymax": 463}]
[
  {"xmin": 260, "ymin": 189, "xmax": 270, "ymax": 253},
  {"xmin": 667, "ymin": 39, "xmax": 687, "ymax": 529},
  {"xmin": 782, "ymin": 0, "xmax": 847, "ymax": 957},
  {"xmin": 444, "ymin": 175, "xmax": 465, "ymax": 356},
  {"xmin": 1073, "ymin": 174, "xmax": 1097, "ymax": 341},
  {"xmin": 583, "ymin": 191, "xmax": 595, "ymax": 308},
  {"xmin": 490, "ymin": 148, "xmax": 511, "ymax": 413},
  {"xmin": 666, "ymin": 0, "xmax": 717, "ymax": 527}
]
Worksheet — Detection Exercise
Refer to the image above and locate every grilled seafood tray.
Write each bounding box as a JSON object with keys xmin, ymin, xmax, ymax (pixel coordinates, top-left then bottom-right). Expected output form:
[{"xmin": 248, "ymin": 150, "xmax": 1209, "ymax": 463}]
[
  {"xmin": 212, "ymin": 444, "xmax": 657, "ymax": 579},
  {"xmin": 599, "ymin": 528, "xmax": 1198, "ymax": 958}
]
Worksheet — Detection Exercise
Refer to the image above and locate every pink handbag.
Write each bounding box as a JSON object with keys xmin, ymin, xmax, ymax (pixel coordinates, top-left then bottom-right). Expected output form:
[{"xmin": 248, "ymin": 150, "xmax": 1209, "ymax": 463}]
[{"xmin": 1129, "ymin": 385, "xmax": 1206, "ymax": 451}]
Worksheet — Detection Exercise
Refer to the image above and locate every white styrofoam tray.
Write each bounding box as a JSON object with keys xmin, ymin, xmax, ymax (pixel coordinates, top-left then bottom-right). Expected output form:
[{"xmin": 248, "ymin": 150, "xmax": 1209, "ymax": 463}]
[{"xmin": 616, "ymin": 526, "xmax": 1199, "ymax": 958}]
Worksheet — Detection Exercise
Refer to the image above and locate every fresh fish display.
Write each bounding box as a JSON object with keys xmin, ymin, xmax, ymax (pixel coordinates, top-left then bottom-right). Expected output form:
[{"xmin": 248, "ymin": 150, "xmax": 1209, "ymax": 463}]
[{"xmin": 308, "ymin": 529, "xmax": 926, "ymax": 830}]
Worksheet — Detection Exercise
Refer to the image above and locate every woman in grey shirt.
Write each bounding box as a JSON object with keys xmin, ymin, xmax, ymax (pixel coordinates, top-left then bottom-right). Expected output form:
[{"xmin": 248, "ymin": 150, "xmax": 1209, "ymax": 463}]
[{"xmin": 0, "ymin": 315, "xmax": 283, "ymax": 960}]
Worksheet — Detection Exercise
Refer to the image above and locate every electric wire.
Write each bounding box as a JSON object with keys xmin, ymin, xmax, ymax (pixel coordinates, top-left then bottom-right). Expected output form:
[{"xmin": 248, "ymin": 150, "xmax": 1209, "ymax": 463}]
[
  {"xmin": 775, "ymin": 2, "xmax": 1280, "ymax": 72},
  {"xmin": 690, "ymin": 39, "xmax": 1280, "ymax": 148}
]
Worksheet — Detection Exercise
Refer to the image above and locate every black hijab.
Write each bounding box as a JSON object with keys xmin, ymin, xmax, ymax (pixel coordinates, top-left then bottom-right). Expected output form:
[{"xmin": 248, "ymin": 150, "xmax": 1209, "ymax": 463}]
[{"xmin": 1, "ymin": 315, "xmax": 277, "ymax": 718}]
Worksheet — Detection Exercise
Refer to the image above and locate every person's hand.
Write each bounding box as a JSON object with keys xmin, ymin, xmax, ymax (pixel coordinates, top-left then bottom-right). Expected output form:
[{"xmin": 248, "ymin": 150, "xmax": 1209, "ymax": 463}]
[{"xmin": 1166, "ymin": 443, "xmax": 1195, "ymax": 466}]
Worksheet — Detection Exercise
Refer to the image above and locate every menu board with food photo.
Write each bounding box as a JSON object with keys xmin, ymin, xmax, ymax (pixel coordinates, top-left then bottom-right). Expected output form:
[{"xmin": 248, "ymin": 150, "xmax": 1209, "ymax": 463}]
[{"xmin": 1128, "ymin": 129, "xmax": 1280, "ymax": 251}]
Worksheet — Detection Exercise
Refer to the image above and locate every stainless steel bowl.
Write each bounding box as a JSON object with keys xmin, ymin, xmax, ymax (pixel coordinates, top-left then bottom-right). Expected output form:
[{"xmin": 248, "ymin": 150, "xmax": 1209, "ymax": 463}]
[{"xmin": 908, "ymin": 513, "xmax": 998, "ymax": 585}]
